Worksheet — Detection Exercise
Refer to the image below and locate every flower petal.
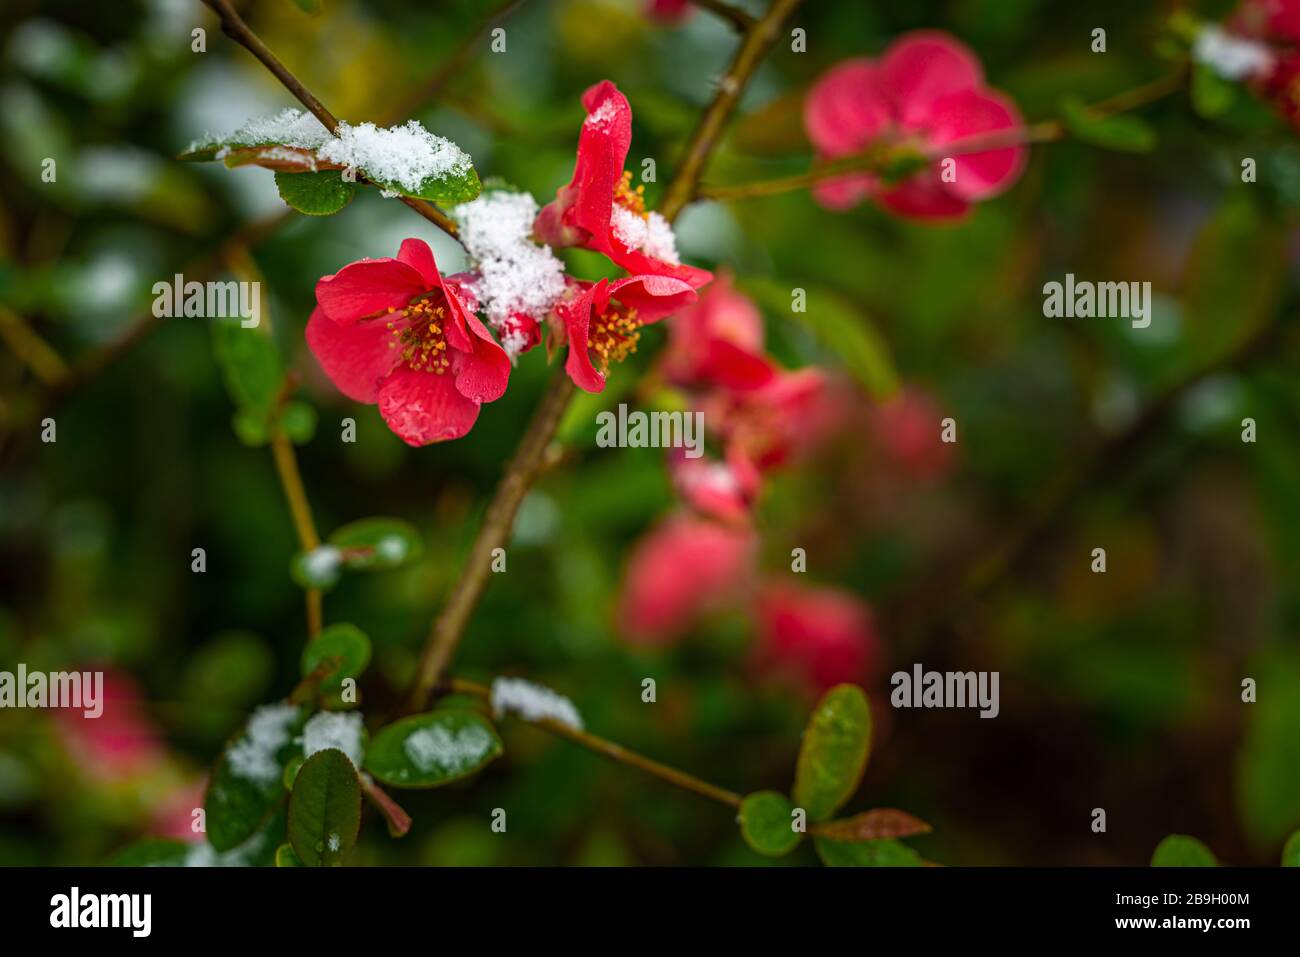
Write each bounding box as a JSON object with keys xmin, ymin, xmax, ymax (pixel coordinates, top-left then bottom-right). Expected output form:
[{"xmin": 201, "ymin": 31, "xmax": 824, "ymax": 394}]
[
  {"xmin": 606, "ymin": 274, "xmax": 697, "ymax": 324},
  {"xmin": 316, "ymin": 257, "xmax": 428, "ymax": 325},
  {"xmin": 395, "ymin": 237, "xmax": 442, "ymax": 288},
  {"xmin": 451, "ymin": 312, "xmax": 511, "ymax": 403},
  {"xmin": 560, "ymin": 285, "xmax": 606, "ymax": 394},
  {"xmin": 305, "ymin": 307, "xmax": 401, "ymax": 403},
  {"xmin": 874, "ymin": 171, "xmax": 971, "ymax": 220},
  {"xmin": 812, "ymin": 173, "xmax": 874, "ymax": 211},
  {"xmin": 804, "ymin": 58, "xmax": 891, "ymax": 156},
  {"xmin": 881, "ymin": 31, "xmax": 984, "ymax": 127},
  {"xmin": 377, "ymin": 365, "xmax": 481, "ymax": 446},
  {"xmin": 923, "ymin": 87, "xmax": 1027, "ymax": 200}
]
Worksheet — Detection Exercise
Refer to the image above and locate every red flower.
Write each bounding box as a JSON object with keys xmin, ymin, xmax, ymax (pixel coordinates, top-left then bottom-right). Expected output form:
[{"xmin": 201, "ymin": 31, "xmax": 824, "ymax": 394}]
[
  {"xmin": 555, "ymin": 274, "xmax": 696, "ymax": 393},
  {"xmin": 1233, "ymin": 0, "xmax": 1300, "ymax": 43},
  {"xmin": 668, "ymin": 446, "xmax": 758, "ymax": 524},
  {"xmin": 804, "ymin": 31, "xmax": 1027, "ymax": 220},
  {"xmin": 754, "ymin": 582, "xmax": 880, "ymax": 692},
  {"xmin": 55, "ymin": 670, "xmax": 165, "ymax": 780},
  {"xmin": 646, "ymin": 0, "xmax": 691, "ymax": 24},
  {"xmin": 619, "ymin": 515, "xmax": 755, "ymax": 644},
  {"xmin": 306, "ymin": 238, "xmax": 510, "ymax": 446},
  {"xmin": 703, "ymin": 367, "xmax": 847, "ymax": 474},
  {"xmin": 535, "ymin": 80, "xmax": 713, "ymax": 289},
  {"xmin": 870, "ymin": 386, "xmax": 954, "ymax": 480},
  {"xmin": 661, "ymin": 272, "xmax": 775, "ymax": 391}
]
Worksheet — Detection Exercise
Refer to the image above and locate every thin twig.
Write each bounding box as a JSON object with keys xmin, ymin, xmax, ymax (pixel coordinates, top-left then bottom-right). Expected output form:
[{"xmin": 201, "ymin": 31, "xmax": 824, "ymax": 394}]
[
  {"xmin": 405, "ymin": 373, "xmax": 574, "ymax": 711},
  {"xmin": 449, "ymin": 679, "xmax": 743, "ymax": 807},
  {"xmin": 0, "ymin": 308, "xmax": 70, "ymax": 386},
  {"xmin": 659, "ymin": 0, "xmax": 805, "ymax": 220},
  {"xmin": 691, "ymin": 0, "xmax": 756, "ymax": 32},
  {"xmin": 201, "ymin": 0, "xmax": 460, "ymax": 238}
]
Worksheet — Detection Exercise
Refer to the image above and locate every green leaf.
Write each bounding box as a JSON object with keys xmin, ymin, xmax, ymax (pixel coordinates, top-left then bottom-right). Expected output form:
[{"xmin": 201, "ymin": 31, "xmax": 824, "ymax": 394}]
[
  {"xmin": 205, "ymin": 702, "xmax": 305, "ymax": 851},
  {"xmin": 290, "ymin": 545, "xmax": 344, "ymax": 590},
  {"xmin": 280, "ymin": 400, "xmax": 318, "ymax": 444},
  {"xmin": 1151, "ymin": 834, "xmax": 1218, "ymax": 867},
  {"xmin": 275, "ymin": 843, "xmax": 304, "ymax": 867},
  {"xmin": 364, "ymin": 710, "xmax": 503, "ymax": 788},
  {"xmin": 793, "ymin": 684, "xmax": 872, "ymax": 823},
  {"xmin": 1190, "ymin": 64, "xmax": 1236, "ymax": 119},
  {"xmin": 738, "ymin": 791, "xmax": 803, "ymax": 857},
  {"xmin": 815, "ymin": 837, "xmax": 922, "ymax": 867},
  {"xmin": 288, "ymin": 748, "xmax": 362, "ymax": 866},
  {"xmin": 742, "ymin": 277, "xmax": 898, "ymax": 399},
  {"xmin": 108, "ymin": 838, "xmax": 192, "ymax": 867},
  {"xmin": 1060, "ymin": 96, "xmax": 1157, "ymax": 153},
  {"xmin": 387, "ymin": 164, "xmax": 481, "ymax": 206},
  {"xmin": 300, "ymin": 622, "xmax": 372, "ymax": 692},
  {"xmin": 211, "ymin": 319, "xmax": 283, "ymax": 434},
  {"xmin": 1283, "ymin": 831, "xmax": 1300, "ymax": 867},
  {"xmin": 328, "ymin": 517, "xmax": 423, "ymax": 571},
  {"xmin": 275, "ymin": 169, "xmax": 355, "ymax": 216}
]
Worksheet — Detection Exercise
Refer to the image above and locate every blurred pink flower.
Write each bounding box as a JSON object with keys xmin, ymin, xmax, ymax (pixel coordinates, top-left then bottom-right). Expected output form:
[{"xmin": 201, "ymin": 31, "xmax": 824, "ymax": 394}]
[
  {"xmin": 150, "ymin": 779, "xmax": 207, "ymax": 842},
  {"xmin": 870, "ymin": 387, "xmax": 954, "ymax": 480},
  {"xmin": 753, "ymin": 583, "xmax": 880, "ymax": 692},
  {"xmin": 668, "ymin": 447, "xmax": 758, "ymax": 524},
  {"xmin": 55, "ymin": 670, "xmax": 164, "ymax": 780},
  {"xmin": 307, "ymin": 238, "xmax": 510, "ymax": 446},
  {"xmin": 803, "ymin": 31, "xmax": 1027, "ymax": 220},
  {"xmin": 620, "ymin": 515, "xmax": 755, "ymax": 644},
  {"xmin": 646, "ymin": 0, "xmax": 692, "ymax": 24},
  {"xmin": 660, "ymin": 272, "xmax": 775, "ymax": 392},
  {"xmin": 703, "ymin": 367, "xmax": 848, "ymax": 474}
]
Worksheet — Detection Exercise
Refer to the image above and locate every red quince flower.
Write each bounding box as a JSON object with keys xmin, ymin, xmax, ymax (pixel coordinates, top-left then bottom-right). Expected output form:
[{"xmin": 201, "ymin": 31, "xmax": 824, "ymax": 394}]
[
  {"xmin": 661, "ymin": 272, "xmax": 775, "ymax": 391},
  {"xmin": 753, "ymin": 582, "xmax": 880, "ymax": 693},
  {"xmin": 667, "ymin": 446, "xmax": 758, "ymax": 524},
  {"xmin": 55, "ymin": 670, "xmax": 165, "ymax": 780},
  {"xmin": 703, "ymin": 367, "xmax": 848, "ymax": 474},
  {"xmin": 1233, "ymin": 0, "xmax": 1300, "ymax": 43},
  {"xmin": 535, "ymin": 80, "xmax": 713, "ymax": 289},
  {"xmin": 869, "ymin": 386, "xmax": 955, "ymax": 480},
  {"xmin": 804, "ymin": 31, "xmax": 1027, "ymax": 220},
  {"xmin": 306, "ymin": 238, "xmax": 510, "ymax": 446},
  {"xmin": 555, "ymin": 274, "xmax": 696, "ymax": 393},
  {"xmin": 619, "ymin": 514, "xmax": 756, "ymax": 644}
]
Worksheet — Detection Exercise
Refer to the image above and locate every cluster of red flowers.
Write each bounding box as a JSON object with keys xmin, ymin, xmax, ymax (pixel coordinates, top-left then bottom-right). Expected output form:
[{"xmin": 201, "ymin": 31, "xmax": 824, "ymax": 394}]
[
  {"xmin": 618, "ymin": 275, "xmax": 882, "ymax": 694},
  {"xmin": 308, "ymin": 80, "xmax": 707, "ymax": 446}
]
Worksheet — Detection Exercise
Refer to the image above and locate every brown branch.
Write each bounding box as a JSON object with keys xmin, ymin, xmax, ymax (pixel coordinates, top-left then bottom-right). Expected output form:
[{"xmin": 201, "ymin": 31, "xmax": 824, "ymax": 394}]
[
  {"xmin": 659, "ymin": 0, "xmax": 805, "ymax": 221},
  {"xmin": 405, "ymin": 373, "xmax": 574, "ymax": 711},
  {"xmin": 201, "ymin": 0, "xmax": 460, "ymax": 238},
  {"xmin": 449, "ymin": 679, "xmax": 743, "ymax": 807},
  {"xmin": 0, "ymin": 308, "xmax": 70, "ymax": 387},
  {"xmin": 691, "ymin": 0, "xmax": 756, "ymax": 31}
]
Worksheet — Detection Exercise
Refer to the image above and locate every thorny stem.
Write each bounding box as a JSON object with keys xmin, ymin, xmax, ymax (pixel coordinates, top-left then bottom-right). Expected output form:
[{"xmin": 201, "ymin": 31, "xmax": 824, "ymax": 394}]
[
  {"xmin": 696, "ymin": 69, "xmax": 1185, "ymax": 202},
  {"xmin": 659, "ymin": 0, "xmax": 805, "ymax": 221},
  {"xmin": 406, "ymin": 0, "xmax": 802, "ymax": 711},
  {"xmin": 448, "ymin": 679, "xmax": 743, "ymax": 808},
  {"xmin": 201, "ymin": 0, "xmax": 460, "ymax": 239}
]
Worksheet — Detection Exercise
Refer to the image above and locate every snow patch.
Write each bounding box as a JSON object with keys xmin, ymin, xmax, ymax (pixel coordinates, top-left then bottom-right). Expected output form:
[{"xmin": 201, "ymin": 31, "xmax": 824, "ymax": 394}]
[
  {"xmin": 301, "ymin": 710, "xmax": 365, "ymax": 769},
  {"xmin": 454, "ymin": 191, "xmax": 567, "ymax": 356},
  {"xmin": 403, "ymin": 723, "xmax": 495, "ymax": 773},
  {"xmin": 225, "ymin": 702, "xmax": 298, "ymax": 785},
  {"xmin": 316, "ymin": 119, "xmax": 471, "ymax": 196},
  {"xmin": 491, "ymin": 677, "xmax": 583, "ymax": 730},
  {"xmin": 610, "ymin": 207, "xmax": 681, "ymax": 265},
  {"xmin": 1193, "ymin": 25, "xmax": 1274, "ymax": 81}
]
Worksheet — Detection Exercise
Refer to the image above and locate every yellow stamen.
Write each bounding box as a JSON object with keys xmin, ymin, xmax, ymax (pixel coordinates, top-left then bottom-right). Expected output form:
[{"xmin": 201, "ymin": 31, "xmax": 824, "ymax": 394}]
[
  {"xmin": 588, "ymin": 302, "xmax": 640, "ymax": 373},
  {"xmin": 394, "ymin": 299, "xmax": 451, "ymax": 374}
]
